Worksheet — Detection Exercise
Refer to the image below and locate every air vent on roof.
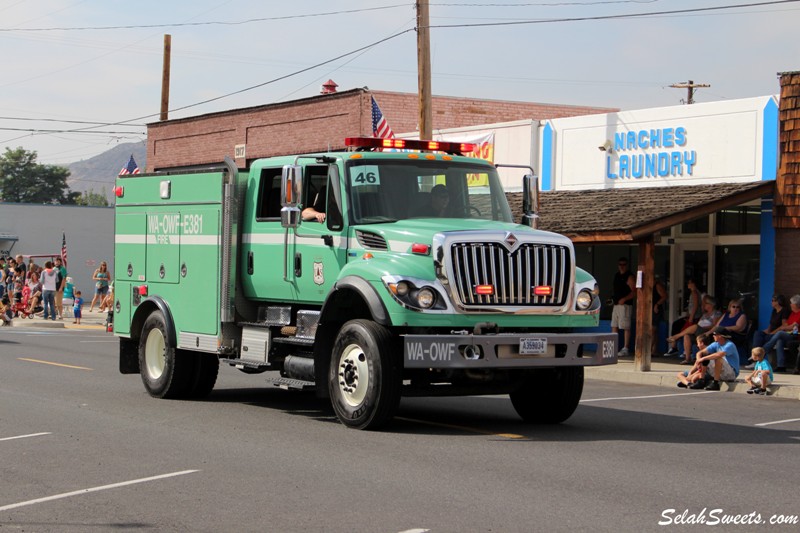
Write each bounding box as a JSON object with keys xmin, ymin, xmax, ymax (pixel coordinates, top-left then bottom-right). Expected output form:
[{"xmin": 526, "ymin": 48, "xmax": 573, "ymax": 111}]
[{"xmin": 355, "ymin": 230, "xmax": 388, "ymax": 250}]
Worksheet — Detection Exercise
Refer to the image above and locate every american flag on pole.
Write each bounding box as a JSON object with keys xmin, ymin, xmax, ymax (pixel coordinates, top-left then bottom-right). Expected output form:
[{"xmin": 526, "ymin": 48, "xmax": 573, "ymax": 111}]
[
  {"xmin": 371, "ymin": 96, "xmax": 395, "ymax": 139},
  {"xmin": 61, "ymin": 232, "xmax": 68, "ymax": 267},
  {"xmin": 119, "ymin": 155, "xmax": 140, "ymax": 175}
]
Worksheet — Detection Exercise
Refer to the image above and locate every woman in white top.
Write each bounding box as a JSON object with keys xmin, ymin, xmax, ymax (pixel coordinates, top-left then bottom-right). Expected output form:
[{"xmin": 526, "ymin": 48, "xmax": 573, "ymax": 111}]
[{"xmin": 40, "ymin": 260, "xmax": 58, "ymax": 320}]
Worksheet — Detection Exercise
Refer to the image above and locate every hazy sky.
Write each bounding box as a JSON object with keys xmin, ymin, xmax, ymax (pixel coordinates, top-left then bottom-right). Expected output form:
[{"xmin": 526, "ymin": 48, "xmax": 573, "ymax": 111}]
[{"xmin": 0, "ymin": 0, "xmax": 797, "ymax": 165}]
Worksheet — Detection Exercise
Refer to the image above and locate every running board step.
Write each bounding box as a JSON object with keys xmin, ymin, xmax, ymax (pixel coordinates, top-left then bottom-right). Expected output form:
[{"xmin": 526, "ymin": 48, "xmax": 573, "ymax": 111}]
[
  {"xmin": 220, "ymin": 357, "xmax": 272, "ymax": 370},
  {"xmin": 272, "ymin": 336, "xmax": 314, "ymax": 346},
  {"xmin": 266, "ymin": 377, "xmax": 315, "ymax": 391}
]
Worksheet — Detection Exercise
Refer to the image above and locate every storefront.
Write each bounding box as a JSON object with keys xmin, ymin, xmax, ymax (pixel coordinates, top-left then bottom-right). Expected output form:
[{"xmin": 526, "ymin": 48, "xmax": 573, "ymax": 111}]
[{"xmin": 536, "ymin": 96, "xmax": 779, "ymax": 350}]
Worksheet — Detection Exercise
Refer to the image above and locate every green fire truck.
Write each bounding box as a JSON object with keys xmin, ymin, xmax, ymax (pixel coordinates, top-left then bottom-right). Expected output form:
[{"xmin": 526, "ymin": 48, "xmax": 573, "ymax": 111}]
[{"xmin": 114, "ymin": 136, "xmax": 616, "ymax": 429}]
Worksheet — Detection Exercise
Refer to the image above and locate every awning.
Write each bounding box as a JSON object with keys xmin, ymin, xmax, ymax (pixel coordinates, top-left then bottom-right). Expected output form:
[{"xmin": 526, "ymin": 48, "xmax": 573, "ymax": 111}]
[{"xmin": 508, "ymin": 181, "xmax": 775, "ymax": 243}]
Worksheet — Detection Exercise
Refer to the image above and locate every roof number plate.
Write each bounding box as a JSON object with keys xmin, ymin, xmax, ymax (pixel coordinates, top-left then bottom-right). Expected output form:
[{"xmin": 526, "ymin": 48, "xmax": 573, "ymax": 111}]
[{"xmin": 519, "ymin": 337, "xmax": 547, "ymax": 355}]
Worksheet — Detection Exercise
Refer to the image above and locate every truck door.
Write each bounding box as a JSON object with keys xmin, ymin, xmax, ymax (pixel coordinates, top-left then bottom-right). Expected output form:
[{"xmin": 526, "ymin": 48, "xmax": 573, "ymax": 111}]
[
  {"xmin": 293, "ymin": 164, "xmax": 347, "ymax": 304},
  {"xmin": 242, "ymin": 166, "xmax": 300, "ymax": 302}
]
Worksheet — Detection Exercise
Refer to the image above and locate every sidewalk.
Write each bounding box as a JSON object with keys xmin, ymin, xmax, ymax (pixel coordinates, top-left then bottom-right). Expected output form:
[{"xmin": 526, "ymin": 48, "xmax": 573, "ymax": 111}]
[
  {"xmin": 7, "ymin": 314, "xmax": 799, "ymax": 400},
  {"xmin": 587, "ymin": 355, "xmax": 800, "ymax": 400},
  {"xmin": 8, "ymin": 308, "xmax": 109, "ymax": 330}
]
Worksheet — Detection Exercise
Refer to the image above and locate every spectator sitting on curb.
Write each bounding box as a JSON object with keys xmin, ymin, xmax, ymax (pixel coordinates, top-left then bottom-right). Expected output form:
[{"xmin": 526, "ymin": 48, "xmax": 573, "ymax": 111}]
[
  {"xmin": 760, "ymin": 293, "xmax": 800, "ymax": 373},
  {"xmin": 0, "ymin": 295, "xmax": 12, "ymax": 325},
  {"xmin": 677, "ymin": 333, "xmax": 713, "ymax": 388},
  {"xmin": 744, "ymin": 347, "xmax": 773, "ymax": 396},
  {"xmin": 692, "ymin": 327, "xmax": 741, "ymax": 391}
]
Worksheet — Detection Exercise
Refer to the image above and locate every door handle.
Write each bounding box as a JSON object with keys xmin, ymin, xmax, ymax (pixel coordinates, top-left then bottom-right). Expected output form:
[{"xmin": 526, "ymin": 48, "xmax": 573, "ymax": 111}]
[{"xmin": 247, "ymin": 251, "xmax": 254, "ymax": 275}]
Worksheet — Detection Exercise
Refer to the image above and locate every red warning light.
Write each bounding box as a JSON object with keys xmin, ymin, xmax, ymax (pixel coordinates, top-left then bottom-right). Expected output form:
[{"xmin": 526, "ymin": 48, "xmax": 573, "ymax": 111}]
[
  {"xmin": 475, "ymin": 285, "xmax": 494, "ymax": 295},
  {"xmin": 344, "ymin": 137, "xmax": 475, "ymax": 155},
  {"xmin": 533, "ymin": 286, "xmax": 552, "ymax": 296}
]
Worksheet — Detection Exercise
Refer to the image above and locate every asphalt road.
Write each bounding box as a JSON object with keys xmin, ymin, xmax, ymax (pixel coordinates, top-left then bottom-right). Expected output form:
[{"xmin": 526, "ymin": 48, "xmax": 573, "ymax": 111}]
[{"xmin": 1, "ymin": 327, "xmax": 798, "ymax": 533}]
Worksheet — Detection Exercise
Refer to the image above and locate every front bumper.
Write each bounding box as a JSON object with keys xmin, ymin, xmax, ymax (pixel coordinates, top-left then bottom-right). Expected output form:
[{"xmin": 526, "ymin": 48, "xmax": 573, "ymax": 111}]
[{"xmin": 403, "ymin": 332, "xmax": 617, "ymax": 369}]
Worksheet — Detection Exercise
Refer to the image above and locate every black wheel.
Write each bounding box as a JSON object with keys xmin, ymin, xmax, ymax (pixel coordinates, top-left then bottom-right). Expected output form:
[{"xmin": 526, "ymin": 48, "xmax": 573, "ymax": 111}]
[
  {"xmin": 509, "ymin": 367, "xmax": 584, "ymax": 424},
  {"xmin": 329, "ymin": 320, "xmax": 401, "ymax": 430},
  {"xmin": 185, "ymin": 352, "xmax": 219, "ymax": 398},
  {"xmin": 138, "ymin": 311, "xmax": 192, "ymax": 399}
]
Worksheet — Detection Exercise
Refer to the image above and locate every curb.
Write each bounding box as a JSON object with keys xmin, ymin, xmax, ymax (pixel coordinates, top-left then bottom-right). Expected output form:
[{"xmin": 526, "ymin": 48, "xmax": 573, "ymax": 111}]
[{"xmin": 586, "ymin": 364, "xmax": 800, "ymax": 401}]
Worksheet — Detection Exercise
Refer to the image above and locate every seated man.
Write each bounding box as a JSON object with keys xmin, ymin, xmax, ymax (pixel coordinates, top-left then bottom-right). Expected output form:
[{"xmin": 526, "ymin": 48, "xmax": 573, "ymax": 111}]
[
  {"xmin": 416, "ymin": 184, "xmax": 450, "ymax": 217},
  {"xmin": 693, "ymin": 327, "xmax": 741, "ymax": 391},
  {"xmin": 302, "ymin": 186, "xmax": 326, "ymax": 223}
]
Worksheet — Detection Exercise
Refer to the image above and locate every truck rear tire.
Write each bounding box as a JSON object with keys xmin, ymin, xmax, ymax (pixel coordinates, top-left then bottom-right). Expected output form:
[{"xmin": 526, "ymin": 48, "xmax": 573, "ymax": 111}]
[
  {"xmin": 509, "ymin": 367, "xmax": 584, "ymax": 424},
  {"xmin": 186, "ymin": 351, "xmax": 219, "ymax": 398},
  {"xmin": 329, "ymin": 320, "xmax": 401, "ymax": 430},
  {"xmin": 138, "ymin": 311, "xmax": 191, "ymax": 399}
]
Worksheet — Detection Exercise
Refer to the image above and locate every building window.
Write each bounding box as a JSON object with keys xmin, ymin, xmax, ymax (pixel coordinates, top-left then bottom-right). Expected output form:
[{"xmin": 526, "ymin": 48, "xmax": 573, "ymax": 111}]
[
  {"xmin": 716, "ymin": 206, "xmax": 760, "ymax": 235},
  {"xmin": 680, "ymin": 216, "xmax": 709, "ymax": 235}
]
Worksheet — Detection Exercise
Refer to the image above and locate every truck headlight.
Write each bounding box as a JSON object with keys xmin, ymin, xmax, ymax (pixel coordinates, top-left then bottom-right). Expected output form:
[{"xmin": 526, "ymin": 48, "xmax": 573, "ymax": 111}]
[
  {"xmin": 383, "ymin": 276, "xmax": 447, "ymax": 311},
  {"xmin": 576, "ymin": 289, "xmax": 593, "ymax": 310},
  {"xmin": 395, "ymin": 281, "xmax": 410, "ymax": 296},
  {"xmin": 417, "ymin": 287, "xmax": 436, "ymax": 309}
]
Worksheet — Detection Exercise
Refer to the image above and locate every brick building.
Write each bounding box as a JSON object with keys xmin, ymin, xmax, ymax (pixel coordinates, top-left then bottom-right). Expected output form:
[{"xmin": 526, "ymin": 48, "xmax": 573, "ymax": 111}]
[
  {"xmin": 146, "ymin": 88, "xmax": 614, "ymax": 171},
  {"xmin": 775, "ymin": 71, "xmax": 800, "ymax": 297}
]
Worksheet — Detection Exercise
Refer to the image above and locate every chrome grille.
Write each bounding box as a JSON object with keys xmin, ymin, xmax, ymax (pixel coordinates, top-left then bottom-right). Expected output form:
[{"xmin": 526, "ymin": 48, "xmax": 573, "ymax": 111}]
[{"xmin": 449, "ymin": 242, "xmax": 571, "ymax": 307}]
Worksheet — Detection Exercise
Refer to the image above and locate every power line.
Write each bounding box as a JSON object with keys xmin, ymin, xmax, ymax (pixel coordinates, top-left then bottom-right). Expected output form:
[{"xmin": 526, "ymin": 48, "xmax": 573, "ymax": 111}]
[
  {"xmin": 64, "ymin": 28, "xmax": 416, "ymax": 134},
  {"xmin": 432, "ymin": 1, "xmax": 661, "ymax": 5},
  {"xmin": 0, "ymin": 127, "xmax": 145, "ymax": 135},
  {"xmin": 0, "ymin": 116, "xmax": 145, "ymax": 127},
  {"xmin": 0, "ymin": 4, "xmax": 411, "ymax": 32},
  {"xmin": 426, "ymin": 0, "xmax": 800, "ymax": 28}
]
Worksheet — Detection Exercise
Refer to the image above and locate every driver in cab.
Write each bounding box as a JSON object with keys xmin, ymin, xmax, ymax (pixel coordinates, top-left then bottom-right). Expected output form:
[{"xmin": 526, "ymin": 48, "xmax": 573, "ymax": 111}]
[{"xmin": 416, "ymin": 184, "xmax": 450, "ymax": 217}]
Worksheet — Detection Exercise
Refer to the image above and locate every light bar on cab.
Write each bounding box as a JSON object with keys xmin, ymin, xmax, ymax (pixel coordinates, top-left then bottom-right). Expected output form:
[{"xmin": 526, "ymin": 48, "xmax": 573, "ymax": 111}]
[{"xmin": 345, "ymin": 137, "xmax": 475, "ymax": 155}]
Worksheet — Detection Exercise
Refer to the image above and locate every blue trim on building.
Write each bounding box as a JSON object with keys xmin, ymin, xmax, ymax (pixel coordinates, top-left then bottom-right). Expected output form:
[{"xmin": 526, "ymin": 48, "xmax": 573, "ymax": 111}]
[
  {"xmin": 541, "ymin": 122, "xmax": 554, "ymax": 191},
  {"xmin": 759, "ymin": 197, "xmax": 775, "ymax": 330},
  {"xmin": 756, "ymin": 99, "xmax": 778, "ymax": 330},
  {"xmin": 762, "ymin": 98, "xmax": 779, "ymax": 181}
]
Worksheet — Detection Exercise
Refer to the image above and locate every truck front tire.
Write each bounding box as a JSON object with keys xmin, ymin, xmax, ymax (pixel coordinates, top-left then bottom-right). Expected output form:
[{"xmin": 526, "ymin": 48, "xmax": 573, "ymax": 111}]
[
  {"xmin": 329, "ymin": 320, "xmax": 401, "ymax": 430},
  {"xmin": 138, "ymin": 311, "xmax": 191, "ymax": 399},
  {"xmin": 510, "ymin": 367, "xmax": 584, "ymax": 424}
]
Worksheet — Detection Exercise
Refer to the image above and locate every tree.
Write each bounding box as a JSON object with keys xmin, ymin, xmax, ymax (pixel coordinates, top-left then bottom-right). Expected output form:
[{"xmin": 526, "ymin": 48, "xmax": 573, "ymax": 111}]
[
  {"xmin": 75, "ymin": 188, "xmax": 110, "ymax": 207},
  {"xmin": 0, "ymin": 147, "xmax": 74, "ymax": 204}
]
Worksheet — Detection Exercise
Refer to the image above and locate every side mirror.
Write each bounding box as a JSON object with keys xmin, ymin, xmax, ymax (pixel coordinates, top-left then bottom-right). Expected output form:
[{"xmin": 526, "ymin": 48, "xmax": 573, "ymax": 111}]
[
  {"xmin": 522, "ymin": 174, "xmax": 539, "ymax": 229},
  {"xmin": 281, "ymin": 164, "xmax": 302, "ymax": 229},
  {"xmin": 281, "ymin": 164, "xmax": 303, "ymax": 207}
]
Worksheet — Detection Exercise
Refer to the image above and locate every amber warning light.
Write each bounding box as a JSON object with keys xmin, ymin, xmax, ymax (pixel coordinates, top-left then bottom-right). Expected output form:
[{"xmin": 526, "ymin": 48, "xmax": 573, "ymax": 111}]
[{"xmin": 345, "ymin": 137, "xmax": 475, "ymax": 155}]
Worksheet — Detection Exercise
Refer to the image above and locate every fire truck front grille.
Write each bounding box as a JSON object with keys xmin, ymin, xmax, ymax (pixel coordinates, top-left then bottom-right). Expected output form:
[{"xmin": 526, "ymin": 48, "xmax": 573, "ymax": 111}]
[{"xmin": 449, "ymin": 242, "xmax": 571, "ymax": 307}]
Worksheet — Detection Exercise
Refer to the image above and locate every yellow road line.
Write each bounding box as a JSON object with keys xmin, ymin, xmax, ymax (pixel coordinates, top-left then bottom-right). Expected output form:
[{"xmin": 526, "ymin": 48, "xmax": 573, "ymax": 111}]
[
  {"xmin": 395, "ymin": 417, "xmax": 526, "ymax": 439},
  {"xmin": 18, "ymin": 358, "xmax": 93, "ymax": 371}
]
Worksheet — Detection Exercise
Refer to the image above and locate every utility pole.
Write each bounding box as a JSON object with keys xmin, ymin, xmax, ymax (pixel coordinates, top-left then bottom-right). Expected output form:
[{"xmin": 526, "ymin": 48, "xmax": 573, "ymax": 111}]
[
  {"xmin": 160, "ymin": 34, "xmax": 172, "ymax": 121},
  {"xmin": 416, "ymin": 0, "xmax": 432, "ymax": 139},
  {"xmin": 670, "ymin": 80, "xmax": 709, "ymax": 105}
]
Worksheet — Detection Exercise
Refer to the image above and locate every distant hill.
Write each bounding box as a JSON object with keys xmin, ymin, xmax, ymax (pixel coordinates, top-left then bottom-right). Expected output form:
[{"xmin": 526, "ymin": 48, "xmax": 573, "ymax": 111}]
[{"xmin": 65, "ymin": 142, "xmax": 147, "ymax": 202}]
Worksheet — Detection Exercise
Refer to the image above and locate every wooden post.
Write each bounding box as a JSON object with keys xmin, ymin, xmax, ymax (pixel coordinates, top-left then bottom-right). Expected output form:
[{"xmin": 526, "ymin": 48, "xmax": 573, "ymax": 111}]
[
  {"xmin": 416, "ymin": 0, "xmax": 432, "ymax": 139},
  {"xmin": 160, "ymin": 34, "xmax": 172, "ymax": 121},
  {"xmin": 635, "ymin": 235, "xmax": 655, "ymax": 371}
]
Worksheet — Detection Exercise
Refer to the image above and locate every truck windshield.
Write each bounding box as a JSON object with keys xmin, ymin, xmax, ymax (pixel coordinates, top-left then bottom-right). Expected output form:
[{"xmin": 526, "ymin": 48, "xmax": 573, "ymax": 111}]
[{"xmin": 345, "ymin": 159, "xmax": 513, "ymax": 225}]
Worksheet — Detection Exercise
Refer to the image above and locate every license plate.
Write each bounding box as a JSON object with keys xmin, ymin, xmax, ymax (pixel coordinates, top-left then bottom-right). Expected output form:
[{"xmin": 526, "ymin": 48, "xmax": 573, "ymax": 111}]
[{"xmin": 519, "ymin": 337, "xmax": 547, "ymax": 355}]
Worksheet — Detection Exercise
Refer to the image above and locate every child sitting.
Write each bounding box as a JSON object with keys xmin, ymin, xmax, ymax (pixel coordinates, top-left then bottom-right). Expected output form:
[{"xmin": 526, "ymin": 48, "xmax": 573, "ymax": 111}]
[
  {"xmin": 745, "ymin": 347, "xmax": 773, "ymax": 396},
  {"xmin": 676, "ymin": 333, "xmax": 713, "ymax": 388},
  {"xmin": 0, "ymin": 295, "xmax": 12, "ymax": 325}
]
